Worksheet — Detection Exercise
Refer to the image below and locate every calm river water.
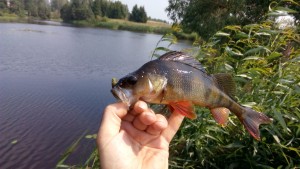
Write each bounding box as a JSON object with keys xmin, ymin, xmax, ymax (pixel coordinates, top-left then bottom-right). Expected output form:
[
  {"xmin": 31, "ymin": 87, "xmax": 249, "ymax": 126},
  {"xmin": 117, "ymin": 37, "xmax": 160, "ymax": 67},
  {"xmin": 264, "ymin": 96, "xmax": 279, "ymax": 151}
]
[{"xmin": 0, "ymin": 23, "xmax": 190, "ymax": 168}]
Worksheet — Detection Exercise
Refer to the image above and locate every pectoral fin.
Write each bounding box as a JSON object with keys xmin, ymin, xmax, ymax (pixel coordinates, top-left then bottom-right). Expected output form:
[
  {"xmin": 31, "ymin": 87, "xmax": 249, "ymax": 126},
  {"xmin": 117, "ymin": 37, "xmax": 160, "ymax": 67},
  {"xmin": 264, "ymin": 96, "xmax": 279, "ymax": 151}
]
[
  {"xmin": 169, "ymin": 101, "xmax": 197, "ymax": 119},
  {"xmin": 210, "ymin": 107, "xmax": 230, "ymax": 127}
]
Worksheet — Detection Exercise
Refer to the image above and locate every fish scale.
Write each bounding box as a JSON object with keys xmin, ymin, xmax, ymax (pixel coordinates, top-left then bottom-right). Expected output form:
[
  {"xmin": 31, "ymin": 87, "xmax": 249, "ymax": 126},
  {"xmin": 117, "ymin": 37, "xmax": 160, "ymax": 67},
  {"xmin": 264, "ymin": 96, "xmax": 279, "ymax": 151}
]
[
  {"xmin": 160, "ymin": 60, "xmax": 229, "ymax": 108},
  {"xmin": 156, "ymin": 60, "xmax": 206, "ymax": 104}
]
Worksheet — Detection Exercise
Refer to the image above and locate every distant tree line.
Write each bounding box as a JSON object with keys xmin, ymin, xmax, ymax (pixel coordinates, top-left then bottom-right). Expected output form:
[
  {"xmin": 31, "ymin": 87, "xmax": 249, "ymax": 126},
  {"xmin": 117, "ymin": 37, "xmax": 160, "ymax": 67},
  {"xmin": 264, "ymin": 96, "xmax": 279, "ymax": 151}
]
[
  {"xmin": 0, "ymin": 0, "xmax": 148, "ymax": 23},
  {"xmin": 60, "ymin": 0, "xmax": 148, "ymax": 23},
  {"xmin": 60, "ymin": 0, "xmax": 129, "ymax": 21},
  {"xmin": 0, "ymin": 0, "xmax": 51, "ymax": 19}
]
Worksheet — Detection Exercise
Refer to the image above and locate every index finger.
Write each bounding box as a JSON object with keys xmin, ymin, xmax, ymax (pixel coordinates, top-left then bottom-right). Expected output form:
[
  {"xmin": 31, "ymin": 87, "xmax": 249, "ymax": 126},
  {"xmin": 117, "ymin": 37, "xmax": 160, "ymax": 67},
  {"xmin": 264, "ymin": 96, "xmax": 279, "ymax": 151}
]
[{"xmin": 97, "ymin": 102, "xmax": 128, "ymax": 146}]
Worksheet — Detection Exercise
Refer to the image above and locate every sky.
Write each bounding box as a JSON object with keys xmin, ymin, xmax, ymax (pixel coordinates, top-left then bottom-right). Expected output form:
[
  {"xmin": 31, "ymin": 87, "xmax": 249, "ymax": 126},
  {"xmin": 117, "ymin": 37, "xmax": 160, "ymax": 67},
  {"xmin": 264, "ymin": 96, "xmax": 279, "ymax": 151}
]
[{"xmin": 118, "ymin": 0, "xmax": 170, "ymax": 22}]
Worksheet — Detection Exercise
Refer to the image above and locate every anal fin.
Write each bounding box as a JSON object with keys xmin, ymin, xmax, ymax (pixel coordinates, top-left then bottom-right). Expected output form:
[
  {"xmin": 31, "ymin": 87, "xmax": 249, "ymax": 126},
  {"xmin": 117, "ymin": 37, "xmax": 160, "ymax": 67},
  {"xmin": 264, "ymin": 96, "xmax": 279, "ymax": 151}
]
[
  {"xmin": 211, "ymin": 107, "xmax": 230, "ymax": 127},
  {"xmin": 169, "ymin": 101, "xmax": 197, "ymax": 119}
]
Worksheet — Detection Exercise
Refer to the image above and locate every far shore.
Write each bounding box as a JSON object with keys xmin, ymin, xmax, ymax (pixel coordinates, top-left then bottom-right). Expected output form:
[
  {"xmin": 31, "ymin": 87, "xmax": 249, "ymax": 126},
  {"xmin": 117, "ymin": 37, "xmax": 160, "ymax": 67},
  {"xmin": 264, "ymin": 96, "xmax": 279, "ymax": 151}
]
[
  {"xmin": 0, "ymin": 15, "xmax": 171, "ymax": 34},
  {"xmin": 0, "ymin": 15, "xmax": 197, "ymax": 41}
]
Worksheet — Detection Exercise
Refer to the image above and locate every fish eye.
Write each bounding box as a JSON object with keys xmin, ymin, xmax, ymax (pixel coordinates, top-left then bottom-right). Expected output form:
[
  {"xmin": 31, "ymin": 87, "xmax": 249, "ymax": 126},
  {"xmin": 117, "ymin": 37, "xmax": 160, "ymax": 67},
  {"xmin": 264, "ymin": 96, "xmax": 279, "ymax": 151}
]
[{"xmin": 126, "ymin": 76, "xmax": 137, "ymax": 85}]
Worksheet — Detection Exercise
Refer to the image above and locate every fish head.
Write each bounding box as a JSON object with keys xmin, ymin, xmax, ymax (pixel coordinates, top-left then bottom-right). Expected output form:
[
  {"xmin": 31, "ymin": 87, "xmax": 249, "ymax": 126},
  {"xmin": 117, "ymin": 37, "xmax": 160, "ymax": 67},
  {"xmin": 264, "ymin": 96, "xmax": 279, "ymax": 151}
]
[
  {"xmin": 111, "ymin": 74, "xmax": 139, "ymax": 106},
  {"xmin": 111, "ymin": 72, "xmax": 167, "ymax": 106}
]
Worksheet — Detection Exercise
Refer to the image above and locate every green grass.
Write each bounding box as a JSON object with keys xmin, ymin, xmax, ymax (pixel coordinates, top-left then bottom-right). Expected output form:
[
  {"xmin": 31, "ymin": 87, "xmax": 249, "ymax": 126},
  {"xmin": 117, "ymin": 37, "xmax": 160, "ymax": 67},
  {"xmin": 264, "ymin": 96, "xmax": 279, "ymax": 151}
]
[
  {"xmin": 67, "ymin": 18, "xmax": 197, "ymax": 38},
  {"xmin": 0, "ymin": 12, "xmax": 28, "ymax": 23}
]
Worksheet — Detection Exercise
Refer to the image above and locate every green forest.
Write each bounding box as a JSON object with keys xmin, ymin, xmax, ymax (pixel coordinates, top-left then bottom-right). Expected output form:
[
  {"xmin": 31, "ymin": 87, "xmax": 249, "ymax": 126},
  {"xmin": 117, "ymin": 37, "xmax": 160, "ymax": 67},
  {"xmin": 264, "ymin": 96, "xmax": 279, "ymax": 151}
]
[{"xmin": 0, "ymin": 0, "xmax": 148, "ymax": 22}]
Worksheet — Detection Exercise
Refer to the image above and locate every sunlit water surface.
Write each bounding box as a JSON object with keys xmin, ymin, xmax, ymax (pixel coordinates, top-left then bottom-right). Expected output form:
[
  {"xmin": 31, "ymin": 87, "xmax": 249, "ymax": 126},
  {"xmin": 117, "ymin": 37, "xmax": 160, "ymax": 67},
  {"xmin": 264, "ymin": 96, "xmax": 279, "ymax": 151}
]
[{"xmin": 0, "ymin": 23, "xmax": 190, "ymax": 168}]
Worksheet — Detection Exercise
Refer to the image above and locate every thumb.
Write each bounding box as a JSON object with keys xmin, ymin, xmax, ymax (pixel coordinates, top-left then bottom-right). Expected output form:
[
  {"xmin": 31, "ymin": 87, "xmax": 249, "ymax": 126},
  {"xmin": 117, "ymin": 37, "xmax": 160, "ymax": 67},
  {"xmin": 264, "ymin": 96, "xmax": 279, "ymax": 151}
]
[{"xmin": 97, "ymin": 102, "xmax": 128, "ymax": 147}]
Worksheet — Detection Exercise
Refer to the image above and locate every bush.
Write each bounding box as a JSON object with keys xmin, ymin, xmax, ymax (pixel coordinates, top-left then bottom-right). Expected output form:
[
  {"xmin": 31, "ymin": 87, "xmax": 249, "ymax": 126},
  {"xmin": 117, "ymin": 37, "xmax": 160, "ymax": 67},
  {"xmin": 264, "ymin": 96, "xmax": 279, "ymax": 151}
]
[{"xmin": 169, "ymin": 18, "xmax": 300, "ymax": 169}]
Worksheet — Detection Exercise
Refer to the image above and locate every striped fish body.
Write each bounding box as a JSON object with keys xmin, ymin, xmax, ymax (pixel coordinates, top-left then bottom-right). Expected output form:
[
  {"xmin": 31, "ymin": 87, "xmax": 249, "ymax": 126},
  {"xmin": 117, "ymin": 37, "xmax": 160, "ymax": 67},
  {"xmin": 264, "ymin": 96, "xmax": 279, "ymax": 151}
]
[
  {"xmin": 140, "ymin": 59, "xmax": 234, "ymax": 108},
  {"xmin": 111, "ymin": 51, "xmax": 271, "ymax": 140}
]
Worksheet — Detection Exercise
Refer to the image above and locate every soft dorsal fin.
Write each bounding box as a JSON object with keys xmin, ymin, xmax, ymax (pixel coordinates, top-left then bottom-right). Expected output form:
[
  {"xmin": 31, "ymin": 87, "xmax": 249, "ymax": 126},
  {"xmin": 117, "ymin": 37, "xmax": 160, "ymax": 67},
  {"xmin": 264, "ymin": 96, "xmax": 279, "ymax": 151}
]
[
  {"xmin": 159, "ymin": 51, "xmax": 206, "ymax": 73},
  {"xmin": 213, "ymin": 73, "xmax": 236, "ymax": 100}
]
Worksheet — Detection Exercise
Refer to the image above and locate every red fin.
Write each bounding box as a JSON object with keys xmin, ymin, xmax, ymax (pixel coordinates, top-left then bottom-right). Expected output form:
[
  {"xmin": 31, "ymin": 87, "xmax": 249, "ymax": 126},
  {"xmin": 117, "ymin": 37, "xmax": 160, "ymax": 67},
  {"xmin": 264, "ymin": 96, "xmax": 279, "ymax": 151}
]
[
  {"xmin": 210, "ymin": 107, "xmax": 230, "ymax": 127},
  {"xmin": 169, "ymin": 101, "xmax": 196, "ymax": 119}
]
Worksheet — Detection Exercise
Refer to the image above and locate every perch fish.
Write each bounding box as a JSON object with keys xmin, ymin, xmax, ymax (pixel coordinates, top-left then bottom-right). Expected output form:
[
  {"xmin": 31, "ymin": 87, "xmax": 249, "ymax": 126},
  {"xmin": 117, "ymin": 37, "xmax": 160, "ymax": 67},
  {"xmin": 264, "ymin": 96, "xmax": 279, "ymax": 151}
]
[{"xmin": 111, "ymin": 51, "xmax": 271, "ymax": 140}]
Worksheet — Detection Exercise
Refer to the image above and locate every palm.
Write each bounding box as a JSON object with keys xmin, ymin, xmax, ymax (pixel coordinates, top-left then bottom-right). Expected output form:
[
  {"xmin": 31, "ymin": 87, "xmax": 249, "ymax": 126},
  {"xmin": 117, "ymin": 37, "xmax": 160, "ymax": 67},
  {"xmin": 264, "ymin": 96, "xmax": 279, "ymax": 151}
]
[
  {"xmin": 121, "ymin": 120, "xmax": 170, "ymax": 149},
  {"xmin": 98, "ymin": 101, "xmax": 184, "ymax": 169}
]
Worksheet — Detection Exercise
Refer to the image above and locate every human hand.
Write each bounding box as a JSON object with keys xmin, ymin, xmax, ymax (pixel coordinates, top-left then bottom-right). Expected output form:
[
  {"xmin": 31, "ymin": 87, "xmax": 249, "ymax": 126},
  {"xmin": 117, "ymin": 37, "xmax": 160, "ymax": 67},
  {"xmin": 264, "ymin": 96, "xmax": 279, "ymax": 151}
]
[{"xmin": 97, "ymin": 101, "xmax": 184, "ymax": 169}]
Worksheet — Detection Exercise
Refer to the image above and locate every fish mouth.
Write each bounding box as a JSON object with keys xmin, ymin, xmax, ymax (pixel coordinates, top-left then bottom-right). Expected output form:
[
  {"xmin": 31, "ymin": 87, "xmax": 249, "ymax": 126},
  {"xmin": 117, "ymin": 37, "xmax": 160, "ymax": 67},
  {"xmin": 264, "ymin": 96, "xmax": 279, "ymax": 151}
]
[{"xmin": 111, "ymin": 86, "xmax": 136, "ymax": 106}]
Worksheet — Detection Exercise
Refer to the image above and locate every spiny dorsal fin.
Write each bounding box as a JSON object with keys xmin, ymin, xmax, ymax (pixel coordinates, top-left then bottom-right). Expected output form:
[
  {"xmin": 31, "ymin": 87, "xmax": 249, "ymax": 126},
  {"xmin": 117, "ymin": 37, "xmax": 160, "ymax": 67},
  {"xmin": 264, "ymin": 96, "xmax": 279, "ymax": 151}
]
[
  {"xmin": 159, "ymin": 51, "xmax": 206, "ymax": 73},
  {"xmin": 213, "ymin": 73, "xmax": 236, "ymax": 100}
]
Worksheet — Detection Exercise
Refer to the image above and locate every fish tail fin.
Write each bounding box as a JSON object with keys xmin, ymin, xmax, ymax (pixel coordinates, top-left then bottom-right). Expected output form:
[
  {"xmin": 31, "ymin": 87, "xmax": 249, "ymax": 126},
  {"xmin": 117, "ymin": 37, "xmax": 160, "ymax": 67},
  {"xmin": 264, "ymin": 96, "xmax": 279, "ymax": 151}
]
[{"xmin": 240, "ymin": 107, "xmax": 271, "ymax": 140}]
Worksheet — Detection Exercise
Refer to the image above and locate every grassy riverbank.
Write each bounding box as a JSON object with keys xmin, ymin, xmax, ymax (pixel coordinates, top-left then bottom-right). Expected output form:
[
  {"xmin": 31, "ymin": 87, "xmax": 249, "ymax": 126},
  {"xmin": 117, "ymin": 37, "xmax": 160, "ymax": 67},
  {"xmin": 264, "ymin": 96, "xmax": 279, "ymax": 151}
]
[
  {"xmin": 70, "ymin": 18, "xmax": 172, "ymax": 35},
  {"xmin": 0, "ymin": 13, "xmax": 28, "ymax": 23},
  {"xmin": 70, "ymin": 18, "xmax": 198, "ymax": 41}
]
